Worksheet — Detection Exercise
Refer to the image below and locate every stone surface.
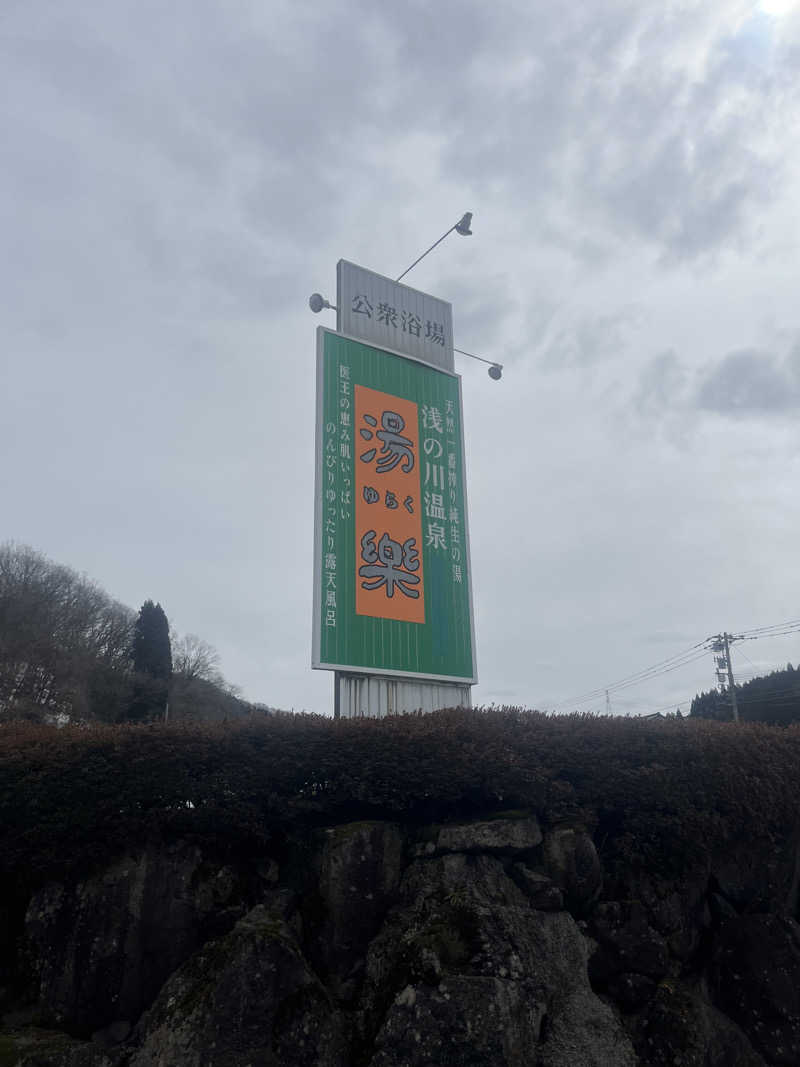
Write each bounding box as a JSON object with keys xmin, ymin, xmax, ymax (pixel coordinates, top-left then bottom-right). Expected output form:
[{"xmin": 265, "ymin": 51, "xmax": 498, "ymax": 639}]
[
  {"xmin": 543, "ymin": 826, "xmax": 602, "ymax": 915},
  {"xmin": 710, "ymin": 915, "xmax": 800, "ymax": 1065},
  {"xmin": 368, "ymin": 976, "xmax": 544, "ymax": 1067},
  {"xmin": 5, "ymin": 812, "xmax": 800, "ymax": 1066},
  {"xmin": 537, "ymin": 989, "xmax": 638, "ymax": 1066},
  {"xmin": 355, "ymin": 850, "xmax": 635, "ymax": 1065},
  {"xmin": 129, "ymin": 905, "xmax": 348, "ymax": 1067},
  {"xmin": 23, "ymin": 842, "xmax": 244, "ymax": 1034},
  {"xmin": 511, "ymin": 864, "xmax": 564, "ymax": 910},
  {"xmin": 589, "ymin": 899, "xmax": 670, "ymax": 998},
  {"xmin": 435, "ymin": 814, "xmax": 542, "ymax": 855},
  {"xmin": 0, "ymin": 1028, "xmax": 127, "ymax": 1066},
  {"xmin": 90, "ymin": 1020, "xmax": 131, "ymax": 1048},
  {"xmin": 316, "ymin": 820, "xmax": 403, "ymax": 993},
  {"xmin": 711, "ymin": 827, "xmax": 800, "ymax": 915},
  {"xmin": 607, "ymin": 867, "xmax": 710, "ymax": 963},
  {"xmin": 633, "ymin": 980, "xmax": 766, "ymax": 1066}
]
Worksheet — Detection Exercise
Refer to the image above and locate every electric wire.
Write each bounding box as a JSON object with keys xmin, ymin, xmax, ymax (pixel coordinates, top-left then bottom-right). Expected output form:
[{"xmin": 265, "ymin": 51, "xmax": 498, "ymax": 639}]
[
  {"xmin": 553, "ymin": 649, "xmax": 711, "ymax": 709},
  {"xmin": 737, "ymin": 617, "xmax": 800, "ymax": 638},
  {"xmin": 737, "ymin": 622, "xmax": 800, "ymax": 643},
  {"xmin": 551, "ymin": 642, "xmax": 711, "ymax": 710},
  {"xmin": 550, "ymin": 615, "xmax": 800, "ymax": 714}
]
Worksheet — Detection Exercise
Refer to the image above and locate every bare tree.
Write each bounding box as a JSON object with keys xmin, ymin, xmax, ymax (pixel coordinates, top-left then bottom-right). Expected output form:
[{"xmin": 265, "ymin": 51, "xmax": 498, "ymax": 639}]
[
  {"xmin": 171, "ymin": 632, "xmax": 223, "ymax": 685},
  {"xmin": 0, "ymin": 542, "xmax": 134, "ymax": 720},
  {"xmin": 0, "ymin": 542, "xmax": 252, "ymax": 724}
]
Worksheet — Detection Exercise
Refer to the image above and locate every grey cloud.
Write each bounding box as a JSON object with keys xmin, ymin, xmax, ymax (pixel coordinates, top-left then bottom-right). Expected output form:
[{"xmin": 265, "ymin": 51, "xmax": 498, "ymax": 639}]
[
  {"xmin": 696, "ymin": 346, "xmax": 800, "ymax": 415},
  {"xmin": 634, "ymin": 350, "xmax": 688, "ymax": 416},
  {"xmin": 440, "ymin": 272, "xmax": 521, "ymax": 357},
  {"xmin": 540, "ymin": 306, "xmax": 643, "ymax": 369},
  {"xmin": 4, "ymin": 0, "xmax": 800, "ymax": 718},
  {"xmin": 4, "ymin": 0, "xmax": 794, "ymax": 335},
  {"xmin": 427, "ymin": 5, "xmax": 795, "ymax": 263}
]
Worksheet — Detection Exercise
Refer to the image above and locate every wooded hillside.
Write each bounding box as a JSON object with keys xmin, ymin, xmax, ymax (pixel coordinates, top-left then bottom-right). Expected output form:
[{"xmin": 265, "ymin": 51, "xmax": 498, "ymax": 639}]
[{"xmin": 0, "ymin": 543, "xmax": 256, "ymax": 724}]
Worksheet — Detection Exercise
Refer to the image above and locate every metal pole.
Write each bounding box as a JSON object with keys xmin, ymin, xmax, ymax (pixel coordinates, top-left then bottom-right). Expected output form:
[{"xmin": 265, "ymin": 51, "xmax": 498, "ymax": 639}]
[
  {"xmin": 396, "ymin": 225, "xmax": 457, "ymax": 282},
  {"xmin": 723, "ymin": 633, "xmax": 739, "ymax": 722}
]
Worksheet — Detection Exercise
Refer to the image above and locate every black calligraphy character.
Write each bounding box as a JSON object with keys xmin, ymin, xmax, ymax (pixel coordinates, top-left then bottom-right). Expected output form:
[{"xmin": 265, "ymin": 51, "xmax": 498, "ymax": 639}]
[
  {"xmin": 401, "ymin": 311, "xmax": 422, "ymax": 337},
  {"xmin": 403, "ymin": 495, "xmax": 414, "ymax": 514},
  {"xmin": 363, "ymin": 486, "xmax": 379, "ymax": 504},
  {"xmin": 359, "ymin": 411, "xmax": 415, "ymax": 474},
  {"xmin": 359, "ymin": 531, "xmax": 421, "ymax": 599},
  {"xmin": 359, "ymin": 413, "xmax": 378, "ymax": 462},
  {"xmin": 385, "ymin": 490, "xmax": 398, "ymax": 510},
  {"xmin": 375, "ymin": 411, "xmax": 414, "ymax": 474},
  {"xmin": 425, "ymin": 320, "xmax": 445, "ymax": 346},
  {"xmin": 377, "ymin": 303, "xmax": 398, "ymax": 327},
  {"xmin": 402, "ymin": 537, "xmax": 420, "ymax": 571},
  {"xmin": 352, "ymin": 294, "xmax": 373, "ymax": 317},
  {"xmin": 360, "ymin": 414, "xmax": 377, "ymax": 438}
]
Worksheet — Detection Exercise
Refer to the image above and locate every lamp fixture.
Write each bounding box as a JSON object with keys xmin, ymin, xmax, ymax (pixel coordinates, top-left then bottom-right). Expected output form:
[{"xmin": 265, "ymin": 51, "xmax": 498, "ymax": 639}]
[
  {"xmin": 454, "ymin": 346, "xmax": 503, "ymax": 381},
  {"xmin": 454, "ymin": 212, "xmax": 473, "ymax": 236},
  {"xmin": 308, "ymin": 293, "xmax": 337, "ymax": 313},
  {"xmin": 396, "ymin": 211, "xmax": 474, "ymax": 282}
]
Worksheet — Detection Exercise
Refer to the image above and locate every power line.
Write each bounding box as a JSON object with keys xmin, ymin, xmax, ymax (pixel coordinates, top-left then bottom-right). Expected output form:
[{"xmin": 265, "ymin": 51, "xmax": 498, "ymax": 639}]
[
  {"xmin": 737, "ymin": 617, "xmax": 800, "ymax": 639},
  {"xmin": 743, "ymin": 627, "xmax": 800, "ymax": 638},
  {"xmin": 735, "ymin": 687, "xmax": 800, "ymax": 705},
  {"xmin": 550, "ymin": 614, "xmax": 799, "ymax": 714},
  {"xmin": 553, "ymin": 654, "xmax": 707, "ymax": 709},
  {"xmin": 627, "ymin": 696, "xmax": 694, "ymax": 716},
  {"xmin": 738, "ymin": 625, "xmax": 800, "ymax": 643},
  {"xmin": 560, "ymin": 651, "xmax": 711, "ymax": 708},
  {"xmin": 552, "ymin": 642, "xmax": 711, "ymax": 710},
  {"xmin": 734, "ymin": 646, "xmax": 761, "ymax": 674}
]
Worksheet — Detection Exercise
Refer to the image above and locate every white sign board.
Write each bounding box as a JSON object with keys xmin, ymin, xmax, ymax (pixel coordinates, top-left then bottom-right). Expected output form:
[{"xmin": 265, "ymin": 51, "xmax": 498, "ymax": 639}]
[{"xmin": 337, "ymin": 260, "xmax": 454, "ymax": 372}]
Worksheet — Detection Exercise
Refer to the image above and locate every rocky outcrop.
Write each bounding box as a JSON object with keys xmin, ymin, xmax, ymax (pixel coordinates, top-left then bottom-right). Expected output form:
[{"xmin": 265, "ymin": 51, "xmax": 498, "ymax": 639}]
[
  {"xmin": 3, "ymin": 809, "xmax": 800, "ymax": 1065},
  {"xmin": 709, "ymin": 915, "xmax": 800, "ymax": 1065},
  {"xmin": 316, "ymin": 820, "xmax": 404, "ymax": 997},
  {"xmin": 22, "ymin": 842, "xmax": 246, "ymax": 1035},
  {"xmin": 355, "ymin": 842, "xmax": 635, "ymax": 1065},
  {"xmin": 543, "ymin": 825, "xmax": 603, "ymax": 915},
  {"xmin": 434, "ymin": 815, "xmax": 543, "ymax": 855},
  {"xmin": 129, "ymin": 905, "xmax": 348, "ymax": 1067}
]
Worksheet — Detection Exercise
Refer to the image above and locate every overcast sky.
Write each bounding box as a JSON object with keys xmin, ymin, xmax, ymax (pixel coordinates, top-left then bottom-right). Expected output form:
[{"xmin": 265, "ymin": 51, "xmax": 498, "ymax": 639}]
[{"xmin": 4, "ymin": 0, "xmax": 800, "ymax": 715}]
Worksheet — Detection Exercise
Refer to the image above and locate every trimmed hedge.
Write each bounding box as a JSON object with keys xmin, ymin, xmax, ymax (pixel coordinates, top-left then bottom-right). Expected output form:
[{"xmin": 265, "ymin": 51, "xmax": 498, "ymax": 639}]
[{"xmin": 2, "ymin": 709, "xmax": 800, "ymax": 889}]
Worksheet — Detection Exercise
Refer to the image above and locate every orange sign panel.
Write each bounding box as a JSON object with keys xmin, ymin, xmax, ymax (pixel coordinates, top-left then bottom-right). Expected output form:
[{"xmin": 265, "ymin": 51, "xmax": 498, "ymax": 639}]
[{"xmin": 354, "ymin": 385, "xmax": 425, "ymax": 623}]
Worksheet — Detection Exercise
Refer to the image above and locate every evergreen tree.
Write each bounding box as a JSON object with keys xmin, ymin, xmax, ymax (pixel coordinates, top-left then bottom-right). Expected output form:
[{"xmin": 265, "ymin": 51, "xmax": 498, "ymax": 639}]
[
  {"xmin": 691, "ymin": 662, "xmax": 800, "ymax": 726},
  {"xmin": 132, "ymin": 601, "xmax": 172, "ymax": 679},
  {"xmin": 127, "ymin": 600, "xmax": 172, "ymax": 720}
]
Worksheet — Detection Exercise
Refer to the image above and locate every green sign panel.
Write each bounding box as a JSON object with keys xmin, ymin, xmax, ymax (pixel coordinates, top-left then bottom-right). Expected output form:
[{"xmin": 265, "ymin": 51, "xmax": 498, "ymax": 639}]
[{"xmin": 312, "ymin": 328, "xmax": 477, "ymax": 683}]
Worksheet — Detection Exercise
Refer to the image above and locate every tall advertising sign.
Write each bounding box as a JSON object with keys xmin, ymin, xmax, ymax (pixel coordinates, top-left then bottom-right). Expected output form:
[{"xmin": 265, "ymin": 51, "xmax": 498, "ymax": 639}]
[
  {"xmin": 337, "ymin": 260, "xmax": 454, "ymax": 371},
  {"xmin": 312, "ymin": 322, "xmax": 476, "ymax": 685}
]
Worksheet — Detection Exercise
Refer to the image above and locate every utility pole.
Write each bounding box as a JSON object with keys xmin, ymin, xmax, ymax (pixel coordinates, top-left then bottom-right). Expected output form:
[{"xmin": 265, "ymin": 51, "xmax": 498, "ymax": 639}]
[
  {"xmin": 605, "ymin": 690, "xmax": 611, "ymax": 715},
  {"xmin": 710, "ymin": 633, "xmax": 740, "ymax": 722},
  {"xmin": 722, "ymin": 633, "xmax": 739, "ymax": 723}
]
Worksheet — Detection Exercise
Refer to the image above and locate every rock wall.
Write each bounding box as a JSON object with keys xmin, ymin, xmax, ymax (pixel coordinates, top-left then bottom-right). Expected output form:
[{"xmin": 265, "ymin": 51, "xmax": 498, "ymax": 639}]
[{"xmin": 2, "ymin": 812, "xmax": 800, "ymax": 1065}]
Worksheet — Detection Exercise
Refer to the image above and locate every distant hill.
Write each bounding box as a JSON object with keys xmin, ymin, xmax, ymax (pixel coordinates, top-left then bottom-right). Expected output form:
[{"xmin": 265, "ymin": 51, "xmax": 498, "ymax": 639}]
[
  {"xmin": 690, "ymin": 662, "xmax": 800, "ymax": 725},
  {"xmin": 0, "ymin": 541, "xmax": 267, "ymax": 724}
]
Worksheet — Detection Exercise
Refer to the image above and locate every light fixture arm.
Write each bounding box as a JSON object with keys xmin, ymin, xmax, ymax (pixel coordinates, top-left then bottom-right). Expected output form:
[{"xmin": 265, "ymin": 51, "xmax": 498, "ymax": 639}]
[
  {"xmin": 454, "ymin": 346, "xmax": 503, "ymax": 380},
  {"xmin": 396, "ymin": 212, "xmax": 472, "ymax": 282},
  {"xmin": 308, "ymin": 293, "xmax": 337, "ymax": 313},
  {"xmin": 454, "ymin": 346, "xmax": 500, "ymax": 368}
]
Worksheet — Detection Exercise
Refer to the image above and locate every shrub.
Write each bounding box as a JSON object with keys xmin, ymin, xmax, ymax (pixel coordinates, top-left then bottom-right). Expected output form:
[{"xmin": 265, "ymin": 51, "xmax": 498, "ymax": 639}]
[{"xmin": 2, "ymin": 709, "xmax": 800, "ymax": 890}]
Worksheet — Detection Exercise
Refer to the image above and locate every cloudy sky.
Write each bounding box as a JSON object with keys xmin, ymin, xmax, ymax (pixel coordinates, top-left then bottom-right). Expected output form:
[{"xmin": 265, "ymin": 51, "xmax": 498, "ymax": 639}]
[{"xmin": 4, "ymin": 0, "xmax": 800, "ymax": 715}]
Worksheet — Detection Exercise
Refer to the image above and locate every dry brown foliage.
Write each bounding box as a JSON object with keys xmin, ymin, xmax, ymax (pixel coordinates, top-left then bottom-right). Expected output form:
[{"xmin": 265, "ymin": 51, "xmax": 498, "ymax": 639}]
[{"xmin": 2, "ymin": 708, "xmax": 799, "ymax": 890}]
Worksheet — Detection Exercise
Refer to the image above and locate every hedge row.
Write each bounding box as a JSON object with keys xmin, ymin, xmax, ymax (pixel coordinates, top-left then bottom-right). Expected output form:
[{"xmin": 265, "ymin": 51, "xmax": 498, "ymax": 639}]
[{"xmin": 2, "ymin": 709, "xmax": 800, "ymax": 888}]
